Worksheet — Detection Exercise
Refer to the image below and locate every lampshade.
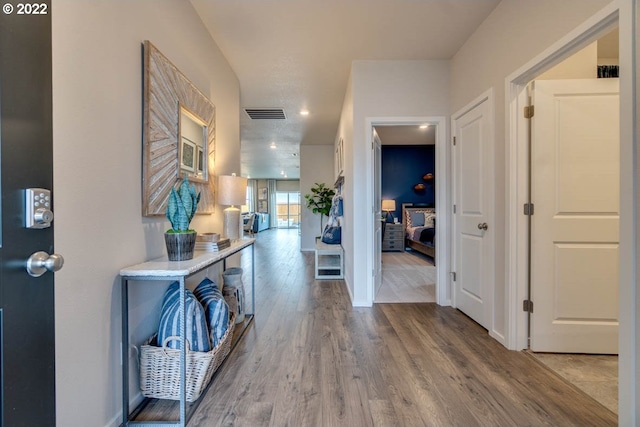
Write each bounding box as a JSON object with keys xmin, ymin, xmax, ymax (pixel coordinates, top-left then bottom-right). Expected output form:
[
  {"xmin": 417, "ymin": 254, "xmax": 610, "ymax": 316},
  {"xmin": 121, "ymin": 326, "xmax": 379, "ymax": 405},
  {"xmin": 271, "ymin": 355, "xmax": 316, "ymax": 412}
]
[
  {"xmin": 218, "ymin": 174, "xmax": 247, "ymax": 241},
  {"xmin": 218, "ymin": 174, "xmax": 247, "ymax": 206},
  {"xmin": 381, "ymin": 199, "xmax": 396, "ymax": 211}
]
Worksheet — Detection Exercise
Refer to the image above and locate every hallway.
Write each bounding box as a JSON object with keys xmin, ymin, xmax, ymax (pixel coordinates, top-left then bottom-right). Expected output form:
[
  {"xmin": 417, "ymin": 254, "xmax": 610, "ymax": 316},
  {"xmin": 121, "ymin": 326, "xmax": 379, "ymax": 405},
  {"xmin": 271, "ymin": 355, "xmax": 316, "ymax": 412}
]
[{"xmin": 140, "ymin": 229, "xmax": 617, "ymax": 426}]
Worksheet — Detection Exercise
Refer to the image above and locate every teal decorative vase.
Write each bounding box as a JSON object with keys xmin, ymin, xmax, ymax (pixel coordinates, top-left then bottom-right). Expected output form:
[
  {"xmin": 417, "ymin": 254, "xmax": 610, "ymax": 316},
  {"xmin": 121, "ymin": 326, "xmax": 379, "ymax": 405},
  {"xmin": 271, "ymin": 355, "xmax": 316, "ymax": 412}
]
[{"xmin": 164, "ymin": 231, "xmax": 197, "ymax": 261}]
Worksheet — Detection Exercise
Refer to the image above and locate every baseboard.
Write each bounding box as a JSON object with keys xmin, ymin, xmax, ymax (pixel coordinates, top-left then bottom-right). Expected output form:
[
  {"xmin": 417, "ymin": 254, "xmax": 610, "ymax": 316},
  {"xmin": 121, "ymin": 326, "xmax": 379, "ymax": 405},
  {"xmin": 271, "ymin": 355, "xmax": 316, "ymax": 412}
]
[
  {"xmin": 104, "ymin": 391, "xmax": 143, "ymax": 427},
  {"xmin": 490, "ymin": 329, "xmax": 507, "ymax": 348}
]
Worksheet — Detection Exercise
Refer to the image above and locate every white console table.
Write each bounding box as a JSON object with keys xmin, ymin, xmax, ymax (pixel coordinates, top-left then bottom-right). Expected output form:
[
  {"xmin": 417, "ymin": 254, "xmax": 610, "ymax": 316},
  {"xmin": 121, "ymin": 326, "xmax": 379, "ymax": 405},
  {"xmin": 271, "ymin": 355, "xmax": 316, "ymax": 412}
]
[{"xmin": 120, "ymin": 238, "xmax": 255, "ymax": 427}]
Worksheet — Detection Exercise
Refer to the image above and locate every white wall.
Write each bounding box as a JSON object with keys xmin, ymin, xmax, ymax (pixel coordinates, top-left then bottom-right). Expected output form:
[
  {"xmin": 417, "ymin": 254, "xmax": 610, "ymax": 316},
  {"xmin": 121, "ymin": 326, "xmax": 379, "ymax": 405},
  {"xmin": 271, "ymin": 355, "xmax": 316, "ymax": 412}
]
[
  {"xmin": 336, "ymin": 73, "xmax": 354, "ymax": 297},
  {"xmin": 538, "ymin": 42, "xmax": 598, "ymax": 80},
  {"xmin": 338, "ymin": 60, "xmax": 450, "ymax": 305},
  {"xmin": 300, "ymin": 146, "xmax": 334, "ymax": 251},
  {"xmin": 276, "ymin": 180, "xmax": 300, "ymax": 192},
  {"xmin": 51, "ymin": 2, "xmax": 240, "ymax": 426},
  {"xmin": 449, "ymin": 0, "xmax": 612, "ymax": 346}
]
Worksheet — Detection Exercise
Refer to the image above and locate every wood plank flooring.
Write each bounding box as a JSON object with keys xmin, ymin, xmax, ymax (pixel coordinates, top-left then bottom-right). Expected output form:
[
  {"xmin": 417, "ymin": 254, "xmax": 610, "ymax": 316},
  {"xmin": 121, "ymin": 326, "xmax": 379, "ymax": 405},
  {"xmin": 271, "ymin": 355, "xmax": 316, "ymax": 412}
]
[
  {"xmin": 137, "ymin": 228, "xmax": 617, "ymax": 426},
  {"xmin": 376, "ymin": 251, "xmax": 436, "ymax": 303}
]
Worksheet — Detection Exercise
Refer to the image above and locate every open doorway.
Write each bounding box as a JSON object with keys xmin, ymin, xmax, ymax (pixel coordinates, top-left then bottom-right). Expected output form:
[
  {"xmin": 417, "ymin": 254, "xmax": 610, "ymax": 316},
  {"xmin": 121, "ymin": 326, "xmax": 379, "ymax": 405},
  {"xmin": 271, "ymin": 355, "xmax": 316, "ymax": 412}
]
[
  {"xmin": 374, "ymin": 124, "xmax": 436, "ymax": 303},
  {"xmin": 366, "ymin": 116, "xmax": 450, "ymax": 307},
  {"xmin": 508, "ymin": 18, "xmax": 620, "ymax": 414}
]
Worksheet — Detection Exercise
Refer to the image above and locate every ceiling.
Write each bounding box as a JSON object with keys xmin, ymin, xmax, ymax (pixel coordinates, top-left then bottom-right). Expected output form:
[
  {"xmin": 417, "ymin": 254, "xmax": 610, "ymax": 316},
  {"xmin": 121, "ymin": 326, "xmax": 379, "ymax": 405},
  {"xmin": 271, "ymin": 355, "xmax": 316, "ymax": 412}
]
[
  {"xmin": 191, "ymin": 0, "xmax": 502, "ymax": 179},
  {"xmin": 375, "ymin": 125, "xmax": 436, "ymax": 146}
]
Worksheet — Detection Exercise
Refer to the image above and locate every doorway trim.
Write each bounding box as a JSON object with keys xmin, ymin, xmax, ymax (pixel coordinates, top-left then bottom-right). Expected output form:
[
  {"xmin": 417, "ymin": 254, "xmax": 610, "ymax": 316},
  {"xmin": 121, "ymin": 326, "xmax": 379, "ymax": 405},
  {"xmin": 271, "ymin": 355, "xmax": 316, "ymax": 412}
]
[
  {"xmin": 366, "ymin": 116, "xmax": 450, "ymax": 307},
  {"xmin": 505, "ymin": 1, "xmax": 637, "ymax": 422}
]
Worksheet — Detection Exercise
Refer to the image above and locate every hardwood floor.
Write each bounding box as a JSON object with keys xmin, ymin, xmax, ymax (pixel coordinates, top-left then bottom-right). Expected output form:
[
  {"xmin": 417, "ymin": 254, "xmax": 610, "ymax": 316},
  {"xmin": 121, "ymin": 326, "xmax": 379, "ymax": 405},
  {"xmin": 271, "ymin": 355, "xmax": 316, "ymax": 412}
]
[
  {"xmin": 526, "ymin": 352, "xmax": 618, "ymax": 414},
  {"xmin": 376, "ymin": 251, "xmax": 436, "ymax": 303},
  {"xmin": 137, "ymin": 228, "xmax": 617, "ymax": 426}
]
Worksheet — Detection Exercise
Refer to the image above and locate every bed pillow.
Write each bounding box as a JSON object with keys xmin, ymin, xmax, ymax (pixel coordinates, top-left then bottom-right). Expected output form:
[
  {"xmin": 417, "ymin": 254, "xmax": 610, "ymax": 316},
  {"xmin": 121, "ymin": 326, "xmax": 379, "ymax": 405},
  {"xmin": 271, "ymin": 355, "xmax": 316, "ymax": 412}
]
[
  {"xmin": 157, "ymin": 281, "xmax": 211, "ymax": 352},
  {"xmin": 194, "ymin": 278, "xmax": 229, "ymax": 347},
  {"xmin": 409, "ymin": 211, "xmax": 425, "ymax": 227},
  {"xmin": 424, "ymin": 212, "xmax": 436, "ymax": 228}
]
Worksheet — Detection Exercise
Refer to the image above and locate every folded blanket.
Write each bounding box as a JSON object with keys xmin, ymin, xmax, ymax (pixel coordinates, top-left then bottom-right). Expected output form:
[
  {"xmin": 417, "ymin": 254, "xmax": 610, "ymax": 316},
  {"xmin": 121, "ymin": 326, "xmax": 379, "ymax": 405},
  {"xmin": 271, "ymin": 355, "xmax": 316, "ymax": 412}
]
[{"xmin": 419, "ymin": 227, "xmax": 435, "ymax": 245}]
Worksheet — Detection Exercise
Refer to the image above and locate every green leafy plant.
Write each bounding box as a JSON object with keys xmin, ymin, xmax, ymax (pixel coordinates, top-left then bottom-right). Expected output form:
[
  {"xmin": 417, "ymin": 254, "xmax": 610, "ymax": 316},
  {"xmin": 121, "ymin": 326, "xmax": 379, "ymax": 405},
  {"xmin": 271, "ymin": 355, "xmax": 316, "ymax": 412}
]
[
  {"xmin": 304, "ymin": 182, "xmax": 335, "ymax": 234},
  {"xmin": 166, "ymin": 175, "xmax": 201, "ymax": 233}
]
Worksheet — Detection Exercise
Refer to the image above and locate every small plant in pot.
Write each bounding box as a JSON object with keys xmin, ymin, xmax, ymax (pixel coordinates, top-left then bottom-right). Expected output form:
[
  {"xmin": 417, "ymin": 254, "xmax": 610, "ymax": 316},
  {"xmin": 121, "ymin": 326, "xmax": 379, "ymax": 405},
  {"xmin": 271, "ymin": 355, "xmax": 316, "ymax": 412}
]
[{"xmin": 165, "ymin": 175, "xmax": 200, "ymax": 261}]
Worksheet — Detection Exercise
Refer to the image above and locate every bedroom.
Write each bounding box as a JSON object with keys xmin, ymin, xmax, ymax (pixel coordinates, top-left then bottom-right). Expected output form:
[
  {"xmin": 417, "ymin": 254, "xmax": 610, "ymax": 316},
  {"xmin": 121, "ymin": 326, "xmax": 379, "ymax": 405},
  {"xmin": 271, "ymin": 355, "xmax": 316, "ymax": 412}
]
[{"xmin": 375, "ymin": 124, "xmax": 436, "ymax": 303}]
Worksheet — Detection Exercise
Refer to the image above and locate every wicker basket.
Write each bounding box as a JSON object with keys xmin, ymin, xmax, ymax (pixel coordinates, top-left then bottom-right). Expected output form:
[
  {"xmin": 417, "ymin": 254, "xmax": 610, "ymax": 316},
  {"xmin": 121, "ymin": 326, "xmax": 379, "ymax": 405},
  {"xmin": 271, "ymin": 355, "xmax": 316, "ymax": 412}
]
[{"xmin": 139, "ymin": 313, "xmax": 235, "ymax": 402}]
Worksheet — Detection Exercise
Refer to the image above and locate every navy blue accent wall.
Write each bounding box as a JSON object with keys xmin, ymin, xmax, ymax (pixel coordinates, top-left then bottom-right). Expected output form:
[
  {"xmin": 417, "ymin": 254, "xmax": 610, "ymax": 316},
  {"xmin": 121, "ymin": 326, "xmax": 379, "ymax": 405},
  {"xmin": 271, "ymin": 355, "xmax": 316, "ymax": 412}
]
[{"xmin": 381, "ymin": 145, "xmax": 435, "ymax": 221}]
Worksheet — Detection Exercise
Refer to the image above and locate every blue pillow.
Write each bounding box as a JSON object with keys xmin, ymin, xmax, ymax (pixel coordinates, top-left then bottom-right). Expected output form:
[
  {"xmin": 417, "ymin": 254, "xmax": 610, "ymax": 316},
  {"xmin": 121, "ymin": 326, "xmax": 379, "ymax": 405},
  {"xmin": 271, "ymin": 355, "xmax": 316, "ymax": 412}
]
[
  {"xmin": 410, "ymin": 211, "xmax": 425, "ymax": 227},
  {"xmin": 193, "ymin": 278, "xmax": 229, "ymax": 347},
  {"xmin": 157, "ymin": 282, "xmax": 211, "ymax": 352}
]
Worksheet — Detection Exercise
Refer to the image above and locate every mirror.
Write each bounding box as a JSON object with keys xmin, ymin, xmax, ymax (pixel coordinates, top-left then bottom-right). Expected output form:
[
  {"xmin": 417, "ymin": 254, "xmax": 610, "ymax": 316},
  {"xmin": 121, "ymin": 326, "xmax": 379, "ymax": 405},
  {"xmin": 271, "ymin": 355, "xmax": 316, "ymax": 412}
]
[
  {"xmin": 142, "ymin": 41, "xmax": 216, "ymax": 216},
  {"xmin": 179, "ymin": 105, "xmax": 208, "ymax": 183}
]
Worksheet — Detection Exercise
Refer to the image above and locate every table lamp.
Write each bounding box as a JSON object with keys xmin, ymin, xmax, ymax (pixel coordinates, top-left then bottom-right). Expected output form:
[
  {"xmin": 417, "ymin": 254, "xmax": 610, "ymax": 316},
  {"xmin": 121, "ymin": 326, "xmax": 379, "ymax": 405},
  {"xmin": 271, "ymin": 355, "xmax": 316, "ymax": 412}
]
[
  {"xmin": 218, "ymin": 174, "xmax": 248, "ymax": 241},
  {"xmin": 381, "ymin": 199, "xmax": 396, "ymax": 223}
]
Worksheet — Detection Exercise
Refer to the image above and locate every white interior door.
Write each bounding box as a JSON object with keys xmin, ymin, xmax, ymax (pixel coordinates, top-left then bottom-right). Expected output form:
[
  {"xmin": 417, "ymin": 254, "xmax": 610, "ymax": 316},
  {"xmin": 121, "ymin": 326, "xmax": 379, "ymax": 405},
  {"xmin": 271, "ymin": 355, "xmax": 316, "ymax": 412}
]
[
  {"xmin": 530, "ymin": 78, "xmax": 619, "ymax": 354},
  {"xmin": 452, "ymin": 95, "xmax": 494, "ymax": 329},
  {"xmin": 373, "ymin": 130, "xmax": 382, "ymax": 297}
]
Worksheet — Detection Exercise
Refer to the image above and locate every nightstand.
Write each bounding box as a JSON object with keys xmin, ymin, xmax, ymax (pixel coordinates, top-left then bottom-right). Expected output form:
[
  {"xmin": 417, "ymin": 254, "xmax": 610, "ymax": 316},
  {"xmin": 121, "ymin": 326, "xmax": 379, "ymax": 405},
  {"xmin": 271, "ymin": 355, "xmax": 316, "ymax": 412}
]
[{"xmin": 382, "ymin": 223, "xmax": 404, "ymax": 252}]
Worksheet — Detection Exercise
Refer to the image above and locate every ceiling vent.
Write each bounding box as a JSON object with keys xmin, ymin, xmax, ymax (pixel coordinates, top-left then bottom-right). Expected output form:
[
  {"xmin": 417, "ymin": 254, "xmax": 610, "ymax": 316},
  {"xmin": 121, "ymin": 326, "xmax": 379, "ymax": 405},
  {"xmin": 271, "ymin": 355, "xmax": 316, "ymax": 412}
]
[{"xmin": 244, "ymin": 108, "xmax": 286, "ymax": 120}]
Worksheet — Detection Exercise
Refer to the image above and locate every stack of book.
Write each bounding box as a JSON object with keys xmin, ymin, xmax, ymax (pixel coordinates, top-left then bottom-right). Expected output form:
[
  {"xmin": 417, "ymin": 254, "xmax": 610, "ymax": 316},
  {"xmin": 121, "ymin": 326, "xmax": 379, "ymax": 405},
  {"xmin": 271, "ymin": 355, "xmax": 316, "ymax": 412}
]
[{"xmin": 195, "ymin": 238, "xmax": 231, "ymax": 252}]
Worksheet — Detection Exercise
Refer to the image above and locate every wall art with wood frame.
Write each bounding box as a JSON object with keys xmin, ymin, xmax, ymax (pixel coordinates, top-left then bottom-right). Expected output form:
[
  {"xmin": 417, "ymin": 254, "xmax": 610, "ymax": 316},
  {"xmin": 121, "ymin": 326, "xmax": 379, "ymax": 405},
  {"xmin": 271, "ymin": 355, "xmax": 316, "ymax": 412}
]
[{"xmin": 142, "ymin": 40, "xmax": 216, "ymax": 216}]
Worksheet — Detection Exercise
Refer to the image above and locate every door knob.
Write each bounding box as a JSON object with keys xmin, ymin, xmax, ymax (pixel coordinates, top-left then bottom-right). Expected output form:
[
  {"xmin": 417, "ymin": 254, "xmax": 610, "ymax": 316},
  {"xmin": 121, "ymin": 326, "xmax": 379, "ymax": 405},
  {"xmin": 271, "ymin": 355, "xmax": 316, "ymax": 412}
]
[
  {"xmin": 477, "ymin": 222, "xmax": 488, "ymax": 231},
  {"xmin": 26, "ymin": 251, "xmax": 64, "ymax": 277}
]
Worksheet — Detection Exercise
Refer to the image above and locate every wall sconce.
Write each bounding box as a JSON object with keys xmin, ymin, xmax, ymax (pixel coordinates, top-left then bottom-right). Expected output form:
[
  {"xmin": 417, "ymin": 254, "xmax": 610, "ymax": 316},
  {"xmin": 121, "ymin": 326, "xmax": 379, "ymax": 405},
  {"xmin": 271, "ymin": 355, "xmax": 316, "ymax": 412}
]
[
  {"xmin": 381, "ymin": 199, "xmax": 396, "ymax": 223},
  {"xmin": 218, "ymin": 174, "xmax": 248, "ymax": 241}
]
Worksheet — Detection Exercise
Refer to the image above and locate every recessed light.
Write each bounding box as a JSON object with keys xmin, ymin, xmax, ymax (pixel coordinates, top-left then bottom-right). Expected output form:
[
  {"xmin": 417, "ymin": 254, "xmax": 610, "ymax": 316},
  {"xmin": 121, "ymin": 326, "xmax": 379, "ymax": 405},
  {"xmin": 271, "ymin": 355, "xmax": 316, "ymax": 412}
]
[
  {"xmin": 419, "ymin": 124, "xmax": 429, "ymax": 129},
  {"xmin": 284, "ymin": 174, "xmax": 288, "ymax": 178},
  {"xmin": 280, "ymin": 170, "xmax": 285, "ymax": 175},
  {"xmin": 300, "ymin": 110, "xmax": 309, "ymax": 116},
  {"xmin": 270, "ymin": 142, "xmax": 276, "ymax": 149}
]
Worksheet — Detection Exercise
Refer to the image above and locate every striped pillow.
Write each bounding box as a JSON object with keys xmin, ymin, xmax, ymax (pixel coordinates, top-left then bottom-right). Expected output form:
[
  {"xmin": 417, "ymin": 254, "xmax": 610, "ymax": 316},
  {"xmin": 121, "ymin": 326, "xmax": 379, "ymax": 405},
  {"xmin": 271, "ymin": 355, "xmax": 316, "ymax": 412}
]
[
  {"xmin": 194, "ymin": 278, "xmax": 229, "ymax": 347},
  {"xmin": 157, "ymin": 282, "xmax": 211, "ymax": 352}
]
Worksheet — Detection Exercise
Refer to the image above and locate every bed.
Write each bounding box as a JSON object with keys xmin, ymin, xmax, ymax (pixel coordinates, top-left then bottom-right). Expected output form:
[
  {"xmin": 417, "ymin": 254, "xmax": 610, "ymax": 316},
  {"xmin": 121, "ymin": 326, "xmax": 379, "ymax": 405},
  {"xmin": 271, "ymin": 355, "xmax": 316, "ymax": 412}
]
[{"xmin": 402, "ymin": 203, "xmax": 436, "ymax": 264}]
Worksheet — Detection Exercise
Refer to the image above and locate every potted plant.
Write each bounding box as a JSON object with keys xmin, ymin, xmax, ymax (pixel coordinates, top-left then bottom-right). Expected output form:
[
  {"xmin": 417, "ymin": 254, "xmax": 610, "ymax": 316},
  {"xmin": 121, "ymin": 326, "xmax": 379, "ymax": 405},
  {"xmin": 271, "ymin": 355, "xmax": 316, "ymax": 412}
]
[
  {"xmin": 304, "ymin": 182, "xmax": 335, "ymax": 236},
  {"xmin": 165, "ymin": 175, "xmax": 200, "ymax": 261}
]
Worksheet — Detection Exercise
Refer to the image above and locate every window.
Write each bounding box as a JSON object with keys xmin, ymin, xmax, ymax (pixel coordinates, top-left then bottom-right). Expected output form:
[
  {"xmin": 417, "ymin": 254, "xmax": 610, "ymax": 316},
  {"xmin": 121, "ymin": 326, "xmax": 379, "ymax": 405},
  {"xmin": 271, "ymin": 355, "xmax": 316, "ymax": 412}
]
[
  {"xmin": 245, "ymin": 186, "xmax": 254, "ymax": 212},
  {"xmin": 276, "ymin": 192, "xmax": 300, "ymax": 229}
]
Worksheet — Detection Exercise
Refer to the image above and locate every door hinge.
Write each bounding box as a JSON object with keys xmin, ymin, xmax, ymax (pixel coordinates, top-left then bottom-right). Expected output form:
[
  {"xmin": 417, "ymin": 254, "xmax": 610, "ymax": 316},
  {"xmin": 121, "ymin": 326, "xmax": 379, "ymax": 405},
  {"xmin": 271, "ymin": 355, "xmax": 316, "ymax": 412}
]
[
  {"xmin": 451, "ymin": 272, "xmax": 457, "ymax": 282},
  {"xmin": 524, "ymin": 105, "xmax": 535, "ymax": 119},
  {"xmin": 524, "ymin": 203, "xmax": 534, "ymax": 216},
  {"xmin": 453, "ymin": 136, "xmax": 457, "ymax": 146},
  {"xmin": 523, "ymin": 299, "xmax": 534, "ymax": 313},
  {"xmin": 453, "ymin": 204, "xmax": 457, "ymax": 214}
]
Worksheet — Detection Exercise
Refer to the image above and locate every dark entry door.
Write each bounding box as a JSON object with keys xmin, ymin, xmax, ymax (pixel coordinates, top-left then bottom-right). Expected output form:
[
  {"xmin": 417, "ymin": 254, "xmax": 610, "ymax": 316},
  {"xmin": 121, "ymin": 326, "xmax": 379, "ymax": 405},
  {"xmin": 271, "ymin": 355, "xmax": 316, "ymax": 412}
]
[{"xmin": 0, "ymin": 2, "xmax": 56, "ymax": 426}]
